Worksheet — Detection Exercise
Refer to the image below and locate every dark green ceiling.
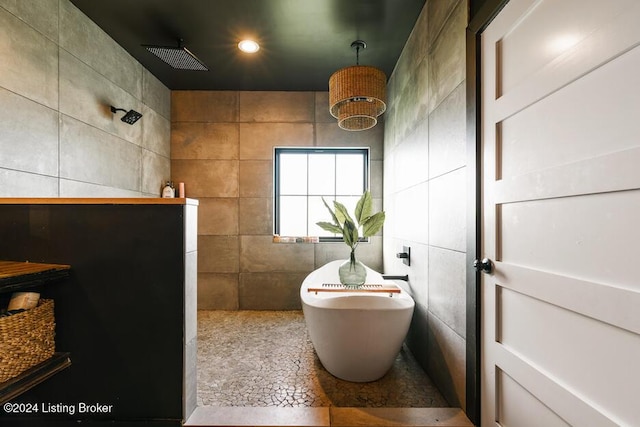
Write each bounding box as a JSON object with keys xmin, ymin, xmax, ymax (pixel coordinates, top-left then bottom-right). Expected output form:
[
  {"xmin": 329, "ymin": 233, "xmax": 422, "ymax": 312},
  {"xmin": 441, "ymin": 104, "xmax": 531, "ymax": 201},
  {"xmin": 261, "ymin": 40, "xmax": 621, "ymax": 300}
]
[{"xmin": 69, "ymin": 0, "xmax": 426, "ymax": 91}]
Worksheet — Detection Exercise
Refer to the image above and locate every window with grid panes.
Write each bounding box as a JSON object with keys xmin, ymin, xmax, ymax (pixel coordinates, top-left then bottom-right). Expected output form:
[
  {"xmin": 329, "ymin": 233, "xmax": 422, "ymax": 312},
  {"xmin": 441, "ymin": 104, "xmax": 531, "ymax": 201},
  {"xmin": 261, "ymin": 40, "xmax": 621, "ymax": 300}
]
[{"xmin": 274, "ymin": 147, "xmax": 369, "ymax": 241}]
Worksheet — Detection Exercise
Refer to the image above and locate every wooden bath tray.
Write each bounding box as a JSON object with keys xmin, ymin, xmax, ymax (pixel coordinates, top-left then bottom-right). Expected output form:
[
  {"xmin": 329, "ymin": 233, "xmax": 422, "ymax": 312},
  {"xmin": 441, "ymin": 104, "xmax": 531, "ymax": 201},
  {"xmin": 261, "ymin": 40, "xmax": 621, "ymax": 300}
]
[{"xmin": 308, "ymin": 283, "xmax": 401, "ymax": 294}]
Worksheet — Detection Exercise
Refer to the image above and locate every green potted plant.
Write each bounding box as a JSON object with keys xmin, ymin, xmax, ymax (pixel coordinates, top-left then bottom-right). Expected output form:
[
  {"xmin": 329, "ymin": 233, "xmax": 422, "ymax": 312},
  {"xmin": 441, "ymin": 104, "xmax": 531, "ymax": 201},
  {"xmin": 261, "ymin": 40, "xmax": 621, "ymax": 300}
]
[{"xmin": 316, "ymin": 191, "xmax": 385, "ymax": 287}]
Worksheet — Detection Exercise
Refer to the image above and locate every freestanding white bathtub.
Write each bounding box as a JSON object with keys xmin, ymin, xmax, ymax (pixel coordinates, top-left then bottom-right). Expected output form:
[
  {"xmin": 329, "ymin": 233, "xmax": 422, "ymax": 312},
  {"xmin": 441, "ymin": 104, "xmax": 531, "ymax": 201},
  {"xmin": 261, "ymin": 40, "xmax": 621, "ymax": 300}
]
[{"xmin": 300, "ymin": 260, "xmax": 415, "ymax": 382}]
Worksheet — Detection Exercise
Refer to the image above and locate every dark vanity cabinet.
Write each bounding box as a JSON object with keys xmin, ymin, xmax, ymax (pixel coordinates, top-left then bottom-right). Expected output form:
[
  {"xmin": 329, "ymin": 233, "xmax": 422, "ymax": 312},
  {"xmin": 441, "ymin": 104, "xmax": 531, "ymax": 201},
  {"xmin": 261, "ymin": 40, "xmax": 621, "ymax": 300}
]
[{"xmin": 0, "ymin": 199, "xmax": 198, "ymax": 427}]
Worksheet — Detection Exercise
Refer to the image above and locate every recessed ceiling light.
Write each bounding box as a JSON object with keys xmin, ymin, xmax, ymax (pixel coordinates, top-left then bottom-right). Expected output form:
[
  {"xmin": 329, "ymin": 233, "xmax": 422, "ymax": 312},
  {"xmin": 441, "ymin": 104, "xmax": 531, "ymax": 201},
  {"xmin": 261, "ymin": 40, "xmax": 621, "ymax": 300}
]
[{"xmin": 238, "ymin": 39, "xmax": 260, "ymax": 53}]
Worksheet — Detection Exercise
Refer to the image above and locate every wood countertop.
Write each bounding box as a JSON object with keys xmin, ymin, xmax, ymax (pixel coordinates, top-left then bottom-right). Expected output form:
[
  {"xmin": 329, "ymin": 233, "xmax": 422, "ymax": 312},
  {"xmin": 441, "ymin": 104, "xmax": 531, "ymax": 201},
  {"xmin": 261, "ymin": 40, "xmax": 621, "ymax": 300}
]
[{"xmin": 0, "ymin": 198, "xmax": 199, "ymax": 206}]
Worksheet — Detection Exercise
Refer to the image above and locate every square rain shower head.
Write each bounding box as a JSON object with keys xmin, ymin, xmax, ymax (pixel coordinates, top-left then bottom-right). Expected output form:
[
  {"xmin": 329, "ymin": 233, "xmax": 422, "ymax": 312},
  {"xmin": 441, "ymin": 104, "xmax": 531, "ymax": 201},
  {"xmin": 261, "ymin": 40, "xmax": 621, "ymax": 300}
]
[
  {"xmin": 110, "ymin": 106, "xmax": 142, "ymax": 125},
  {"xmin": 144, "ymin": 44, "xmax": 209, "ymax": 71},
  {"xmin": 120, "ymin": 109, "xmax": 142, "ymax": 124}
]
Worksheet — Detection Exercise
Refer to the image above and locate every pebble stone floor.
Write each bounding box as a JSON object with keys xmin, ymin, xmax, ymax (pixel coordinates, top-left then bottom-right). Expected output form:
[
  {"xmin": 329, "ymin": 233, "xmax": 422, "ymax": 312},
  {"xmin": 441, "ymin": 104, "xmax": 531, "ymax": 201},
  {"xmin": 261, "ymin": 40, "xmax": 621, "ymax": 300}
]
[{"xmin": 197, "ymin": 310, "xmax": 448, "ymax": 408}]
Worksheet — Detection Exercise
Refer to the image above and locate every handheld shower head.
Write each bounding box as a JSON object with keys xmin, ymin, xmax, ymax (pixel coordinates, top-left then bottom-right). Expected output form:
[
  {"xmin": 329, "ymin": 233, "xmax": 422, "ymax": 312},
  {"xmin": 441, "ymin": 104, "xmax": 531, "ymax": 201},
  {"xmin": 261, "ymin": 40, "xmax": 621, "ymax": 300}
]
[{"xmin": 110, "ymin": 106, "xmax": 142, "ymax": 125}]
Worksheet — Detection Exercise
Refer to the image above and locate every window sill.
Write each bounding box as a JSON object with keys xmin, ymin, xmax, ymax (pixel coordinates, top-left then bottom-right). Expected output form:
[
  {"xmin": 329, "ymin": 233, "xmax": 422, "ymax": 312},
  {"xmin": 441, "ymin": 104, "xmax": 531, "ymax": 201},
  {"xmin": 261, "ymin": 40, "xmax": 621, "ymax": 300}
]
[
  {"xmin": 273, "ymin": 235, "xmax": 319, "ymax": 243},
  {"xmin": 272, "ymin": 236, "xmax": 369, "ymax": 244}
]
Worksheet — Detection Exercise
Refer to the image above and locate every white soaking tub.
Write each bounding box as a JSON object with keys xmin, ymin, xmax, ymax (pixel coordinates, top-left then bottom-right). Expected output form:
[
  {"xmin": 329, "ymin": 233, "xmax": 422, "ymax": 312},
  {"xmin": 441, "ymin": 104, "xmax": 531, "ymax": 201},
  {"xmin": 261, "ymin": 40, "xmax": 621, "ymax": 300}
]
[{"xmin": 300, "ymin": 260, "xmax": 415, "ymax": 382}]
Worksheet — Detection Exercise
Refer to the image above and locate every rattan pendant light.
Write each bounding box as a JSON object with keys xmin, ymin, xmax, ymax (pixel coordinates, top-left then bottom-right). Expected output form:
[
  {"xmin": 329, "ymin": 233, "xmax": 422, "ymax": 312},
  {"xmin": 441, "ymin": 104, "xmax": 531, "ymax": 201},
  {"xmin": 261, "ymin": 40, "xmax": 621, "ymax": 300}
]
[{"xmin": 329, "ymin": 40, "xmax": 387, "ymax": 131}]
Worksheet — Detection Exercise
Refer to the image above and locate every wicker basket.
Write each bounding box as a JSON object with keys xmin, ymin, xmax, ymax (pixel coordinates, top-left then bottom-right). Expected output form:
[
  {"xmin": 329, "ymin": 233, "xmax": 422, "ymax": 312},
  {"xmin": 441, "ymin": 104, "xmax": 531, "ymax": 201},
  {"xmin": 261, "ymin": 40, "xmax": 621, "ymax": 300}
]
[{"xmin": 0, "ymin": 299, "xmax": 55, "ymax": 383}]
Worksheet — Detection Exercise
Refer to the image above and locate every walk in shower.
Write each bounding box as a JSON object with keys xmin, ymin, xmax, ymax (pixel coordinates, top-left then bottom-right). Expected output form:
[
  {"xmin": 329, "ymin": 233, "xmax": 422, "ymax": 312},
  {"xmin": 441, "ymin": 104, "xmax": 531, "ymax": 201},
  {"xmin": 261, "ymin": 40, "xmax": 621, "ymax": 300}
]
[{"xmin": 197, "ymin": 310, "xmax": 447, "ymax": 408}]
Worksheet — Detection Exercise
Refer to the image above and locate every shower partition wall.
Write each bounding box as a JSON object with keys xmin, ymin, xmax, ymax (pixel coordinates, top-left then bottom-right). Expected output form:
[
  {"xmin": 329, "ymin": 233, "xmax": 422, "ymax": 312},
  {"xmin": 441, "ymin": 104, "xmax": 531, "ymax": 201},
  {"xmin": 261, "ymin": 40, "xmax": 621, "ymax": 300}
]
[{"xmin": 0, "ymin": 198, "xmax": 198, "ymax": 427}]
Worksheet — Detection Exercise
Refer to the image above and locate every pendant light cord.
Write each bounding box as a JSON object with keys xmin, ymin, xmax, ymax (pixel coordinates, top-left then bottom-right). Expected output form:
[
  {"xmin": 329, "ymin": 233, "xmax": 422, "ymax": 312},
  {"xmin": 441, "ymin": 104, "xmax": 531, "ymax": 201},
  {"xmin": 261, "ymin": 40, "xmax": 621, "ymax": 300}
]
[{"xmin": 350, "ymin": 40, "xmax": 365, "ymax": 65}]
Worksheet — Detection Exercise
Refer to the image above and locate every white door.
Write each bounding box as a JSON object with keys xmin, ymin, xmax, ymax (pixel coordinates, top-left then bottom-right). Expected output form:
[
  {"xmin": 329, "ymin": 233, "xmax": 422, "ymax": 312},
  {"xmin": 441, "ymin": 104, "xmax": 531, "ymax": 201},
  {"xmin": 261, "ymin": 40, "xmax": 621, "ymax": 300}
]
[{"xmin": 481, "ymin": 0, "xmax": 640, "ymax": 426}]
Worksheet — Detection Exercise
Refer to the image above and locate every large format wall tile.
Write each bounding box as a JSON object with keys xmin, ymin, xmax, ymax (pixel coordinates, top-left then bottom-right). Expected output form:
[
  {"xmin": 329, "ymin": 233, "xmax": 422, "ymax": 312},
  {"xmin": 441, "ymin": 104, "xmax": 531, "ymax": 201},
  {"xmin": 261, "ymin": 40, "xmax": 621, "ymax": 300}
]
[
  {"xmin": 405, "ymin": 302, "xmax": 431, "ymax": 378},
  {"xmin": 239, "ymin": 91, "xmax": 314, "ymax": 123},
  {"xmin": 172, "ymin": 91, "xmax": 239, "ymax": 123},
  {"xmin": 428, "ymin": 0, "xmax": 461, "ymax": 47},
  {"xmin": 239, "ymin": 123, "xmax": 313, "ymax": 160},
  {"xmin": 0, "ymin": 7, "xmax": 58, "ymax": 108},
  {"xmin": 314, "ymin": 92, "xmax": 334, "ymax": 123},
  {"xmin": 315, "ymin": 122, "xmax": 384, "ymax": 160},
  {"xmin": 143, "ymin": 68, "xmax": 171, "ymax": 120},
  {"xmin": 428, "ymin": 167, "xmax": 466, "ymax": 252},
  {"xmin": 172, "ymin": 123, "xmax": 239, "ymax": 160},
  {"xmin": 383, "ymin": 0, "xmax": 468, "ymax": 408},
  {"xmin": 396, "ymin": 54, "xmax": 430, "ymax": 140},
  {"xmin": 239, "ymin": 272, "xmax": 309, "ymax": 310},
  {"xmin": 239, "ymin": 160, "xmax": 272, "ymax": 197},
  {"xmin": 141, "ymin": 148, "xmax": 170, "ymax": 196},
  {"xmin": 394, "ymin": 183, "xmax": 429, "ymax": 244},
  {"xmin": 0, "ymin": 0, "xmax": 58, "ymax": 41},
  {"xmin": 392, "ymin": 1, "xmax": 430, "ymax": 102},
  {"xmin": 401, "ymin": 241, "xmax": 429, "ymax": 307},
  {"xmin": 173, "ymin": 89, "xmax": 384, "ymax": 309},
  {"xmin": 392, "ymin": 119, "xmax": 429, "ymax": 193},
  {"xmin": 238, "ymin": 197, "xmax": 272, "ymax": 235},
  {"xmin": 59, "ymin": 0, "xmax": 142, "ymax": 97},
  {"xmin": 427, "ymin": 312, "xmax": 466, "ymax": 407},
  {"xmin": 59, "ymin": 179, "xmax": 141, "ymax": 198},
  {"xmin": 369, "ymin": 161, "xmax": 383, "ymax": 199},
  {"xmin": 142, "ymin": 106, "xmax": 171, "ymax": 157},
  {"xmin": 198, "ymin": 273, "xmax": 239, "ymax": 310},
  {"xmin": 428, "ymin": 0, "xmax": 467, "ymax": 113},
  {"xmin": 382, "ymin": 104, "xmax": 399, "ymax": 154},
  {"xmin": 1, "ymin": 0, "xmax": 170, "ymax": 199},
  {"xmin": 198, "ymin": 198, "xmax": 239, "ymax": 236},
  {"xmin": 0, "ymin": 169, "xmax": 58, "ymax": 197},
  {"xmin": 240, "ymin": 236, "xmax": 314, "ymax": 273},
  {"xmin": 429, "ymin": 82, "xmax": 466, "ymax": 179},
  {"xmin": 59, "ymin": 50, "xmax": 142, "ymax": 145},
  {"xmin": 171, "ymin": 159, "xmax": 239, "ymax": 198},
  {"xmin": 428, "ymin": 246, "xmax": 466, "ymax": 338},
  {"xmin": 199, "ymin": 236, "xmax": 240, "ymax": 273},
  {"xmin": 0, "ymin": 88, "xmax": 58, "ymax": 175},
  {"xmin": 60, "ymin": 115, "xmax": 141, "ymax": 191}
]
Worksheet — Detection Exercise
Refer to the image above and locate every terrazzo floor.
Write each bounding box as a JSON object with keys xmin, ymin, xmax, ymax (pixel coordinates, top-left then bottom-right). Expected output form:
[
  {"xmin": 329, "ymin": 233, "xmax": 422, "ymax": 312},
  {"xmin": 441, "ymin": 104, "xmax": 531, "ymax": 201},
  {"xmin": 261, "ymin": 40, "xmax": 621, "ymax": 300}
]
[{"xmin": 197, "ymin": 310, "xmax": 448, "ymax": 408}]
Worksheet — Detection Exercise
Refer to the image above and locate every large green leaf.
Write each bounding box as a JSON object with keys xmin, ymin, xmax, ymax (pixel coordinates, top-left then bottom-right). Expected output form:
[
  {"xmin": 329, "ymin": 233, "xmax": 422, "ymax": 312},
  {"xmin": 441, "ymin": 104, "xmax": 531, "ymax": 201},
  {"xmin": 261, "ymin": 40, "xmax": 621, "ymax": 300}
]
[
  {"xmin": 361, "ymin": 211, "xmax": 386, "ymax": 237},
  {"xmin": 317, "ymin": 192, "xmax": 384, "ymax": 247},
  {"xmin": 333, "ymin": 201, "xmax": 354, "ymax": 226},
  {"xmin": 342, "ymin": 219, "xmax": 358, "ymax": 248},
  {"xmin": 354, "ymin": 191, "xmax": 372, "ymax": 226},
  {"xmin": 321, "ymin": 197, "xmax": 340, "ymax": 226},
  {"xmin": 351, "ymin": 225, "xmax": 360, "ymax": 246},
  {"xmin": 316, "ymin": 221, "xmax": 343, "ymax": 235}
]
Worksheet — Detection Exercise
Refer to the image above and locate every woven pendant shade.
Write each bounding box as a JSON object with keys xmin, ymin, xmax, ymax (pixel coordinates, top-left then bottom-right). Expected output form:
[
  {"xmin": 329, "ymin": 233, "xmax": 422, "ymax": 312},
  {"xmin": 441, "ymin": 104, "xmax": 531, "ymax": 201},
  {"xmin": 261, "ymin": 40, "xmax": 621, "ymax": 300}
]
[
  {"xmin": 336, "ymin": 98, "xmax": 378, "ymax": 131},
  {"xmin": 329, "ymin": 65, "xmax": 387, "ymax": 131}
]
